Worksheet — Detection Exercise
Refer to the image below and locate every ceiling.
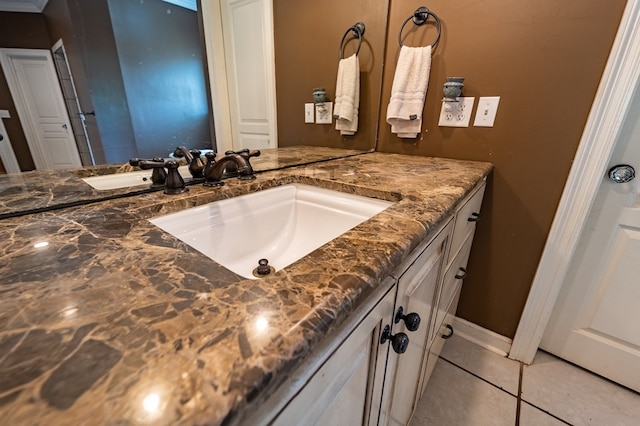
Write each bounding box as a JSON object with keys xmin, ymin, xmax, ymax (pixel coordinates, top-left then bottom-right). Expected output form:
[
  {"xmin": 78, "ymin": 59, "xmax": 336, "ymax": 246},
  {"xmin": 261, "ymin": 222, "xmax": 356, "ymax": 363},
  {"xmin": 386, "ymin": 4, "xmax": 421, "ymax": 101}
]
[{"xmin": 0, "ymin": 0, "xmax": 196, "ymax": 13}]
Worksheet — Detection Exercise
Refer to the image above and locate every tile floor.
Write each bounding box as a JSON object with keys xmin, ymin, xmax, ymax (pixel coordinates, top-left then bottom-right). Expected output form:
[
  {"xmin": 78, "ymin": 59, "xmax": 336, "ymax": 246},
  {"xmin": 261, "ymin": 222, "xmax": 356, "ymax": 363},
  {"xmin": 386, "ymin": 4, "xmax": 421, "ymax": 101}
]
[{"xmin": 409, "ymin": 334, "xmax": 640, "ymax": 426}]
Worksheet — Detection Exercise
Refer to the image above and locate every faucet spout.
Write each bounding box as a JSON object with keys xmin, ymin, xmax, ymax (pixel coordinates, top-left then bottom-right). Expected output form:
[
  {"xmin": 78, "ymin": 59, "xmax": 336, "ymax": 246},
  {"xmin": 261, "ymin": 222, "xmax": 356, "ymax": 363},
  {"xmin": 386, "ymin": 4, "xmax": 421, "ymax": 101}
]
[
  {"xmin": 203, "ymin": 150, "xmax": 260, "ymax": 186},
  {"xmin": 172, "ymin": 146, "xmax": 193, "ymax": 163}
]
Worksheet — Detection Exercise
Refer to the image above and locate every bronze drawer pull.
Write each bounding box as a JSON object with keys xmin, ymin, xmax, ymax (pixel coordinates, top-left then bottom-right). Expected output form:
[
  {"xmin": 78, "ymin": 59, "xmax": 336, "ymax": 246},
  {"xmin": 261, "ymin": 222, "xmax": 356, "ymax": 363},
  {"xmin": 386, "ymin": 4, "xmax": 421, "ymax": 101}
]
[
  {"xmin": 442, "ymin": 324, "xmax": 454, "ymax": 339},
  {"xmin": 467, "ymin": 212, "xmax": 480, "ymax": 222},
  {"xmin": 455, "ymin": 267, "xmax": 468, "ymax": 280}
]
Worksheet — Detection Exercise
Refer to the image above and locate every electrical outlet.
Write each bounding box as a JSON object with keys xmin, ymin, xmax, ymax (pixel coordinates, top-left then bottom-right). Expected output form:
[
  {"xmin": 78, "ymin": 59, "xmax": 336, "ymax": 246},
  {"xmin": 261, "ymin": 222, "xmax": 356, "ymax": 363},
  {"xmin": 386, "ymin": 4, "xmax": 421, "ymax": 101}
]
[
  {"xmin": 438, "ymin": 97, "xmax": 475, "ymax": 127},
  {"xmin": 315, "ymin": 102, "xmax": 333, "ymax": 124},
  {"xmin": 304, "ymin": 103, "xmax": 314, "ymax": 123}
]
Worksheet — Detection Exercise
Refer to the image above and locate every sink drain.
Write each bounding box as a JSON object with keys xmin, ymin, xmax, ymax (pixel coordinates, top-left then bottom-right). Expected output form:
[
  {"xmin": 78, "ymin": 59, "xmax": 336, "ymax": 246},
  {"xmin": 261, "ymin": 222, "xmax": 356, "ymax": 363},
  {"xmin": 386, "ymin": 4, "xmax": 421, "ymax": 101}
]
[{"xmin": 252, "ymin": 258, "xmax": 275, "ymax": 278}]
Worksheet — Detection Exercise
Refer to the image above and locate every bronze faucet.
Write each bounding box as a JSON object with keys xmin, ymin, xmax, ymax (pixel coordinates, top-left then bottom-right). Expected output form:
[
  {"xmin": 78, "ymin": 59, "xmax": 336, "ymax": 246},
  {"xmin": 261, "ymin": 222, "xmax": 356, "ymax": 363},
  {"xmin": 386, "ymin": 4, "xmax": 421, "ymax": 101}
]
[
  {"xmin": 173, "ymin": 146, "xmax": 205, "ymax": 179},
  {"xmin": 134, "ymin": 159, "xmax": 188, "ymax": 195},
  {"xmin": 172, "ymin": 146, "xmax": 193, "ymax": 163},
  {"xmin": 203, "ymin": 149, "xmax": 260, "ymax": 187}
]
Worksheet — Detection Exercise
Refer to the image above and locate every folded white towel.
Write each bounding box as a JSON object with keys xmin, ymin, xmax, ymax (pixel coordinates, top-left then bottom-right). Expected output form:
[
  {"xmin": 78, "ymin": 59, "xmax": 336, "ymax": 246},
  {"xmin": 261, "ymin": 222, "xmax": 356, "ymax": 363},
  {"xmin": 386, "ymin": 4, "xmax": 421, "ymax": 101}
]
[
  {"xmin": 334, "ymin": 53, "xmax": 360, "ymax": 136},
  {"xmin": 386, "ymin": 45, "xmax": 432, "ymax": 138}
]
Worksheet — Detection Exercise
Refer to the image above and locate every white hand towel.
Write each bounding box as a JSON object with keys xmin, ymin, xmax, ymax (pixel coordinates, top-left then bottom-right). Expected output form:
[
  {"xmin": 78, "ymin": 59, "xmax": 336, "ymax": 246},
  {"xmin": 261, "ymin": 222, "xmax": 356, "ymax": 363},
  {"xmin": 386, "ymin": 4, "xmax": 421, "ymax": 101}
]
[
  {"xmin": 334, "ymin": 53, "xmax": 360, "ymax": 135},
  {"xmin": 386, "ymin": 45, "xmax": 432, "ymax": 138}
]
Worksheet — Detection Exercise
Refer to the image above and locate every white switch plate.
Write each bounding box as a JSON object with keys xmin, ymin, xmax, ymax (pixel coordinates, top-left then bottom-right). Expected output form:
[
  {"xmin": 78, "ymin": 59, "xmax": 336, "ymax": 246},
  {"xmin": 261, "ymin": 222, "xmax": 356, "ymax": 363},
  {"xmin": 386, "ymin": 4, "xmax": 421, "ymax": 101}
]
[
  {"xmin": 315, "ymin": 102, "xmax": 333, "ymax": 124},
  {"xmin": 438, "ymin": 97, "xmax": 475, "ymax": 127},
  {"xmin": 474, "ymin": 96, "xmax": 500, "ymax": 127},
  {"xmin": 304, "ymin": 103, "xmax": 314, "ymax": 123}
]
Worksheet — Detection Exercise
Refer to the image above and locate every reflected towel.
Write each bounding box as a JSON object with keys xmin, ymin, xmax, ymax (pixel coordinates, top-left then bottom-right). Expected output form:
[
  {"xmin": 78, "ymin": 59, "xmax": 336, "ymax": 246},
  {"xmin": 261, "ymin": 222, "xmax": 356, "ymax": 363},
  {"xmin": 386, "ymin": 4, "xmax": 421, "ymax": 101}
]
[
  {"xmin": 386, "ymin": 45, "xmax": 432, "ymax": 138},
  {"xmin": 334, "ymin": 53, "xmax": 360, "ymax": 135}
]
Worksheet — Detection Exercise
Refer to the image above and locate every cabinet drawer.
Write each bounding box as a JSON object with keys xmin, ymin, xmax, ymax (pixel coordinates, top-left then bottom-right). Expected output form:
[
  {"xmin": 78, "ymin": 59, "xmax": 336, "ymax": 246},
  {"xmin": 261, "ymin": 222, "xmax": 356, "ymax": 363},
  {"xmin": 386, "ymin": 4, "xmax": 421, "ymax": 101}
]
[
  {"xmin": 421, "ymin": 286, "xmax": 462, "ymax": 396},
  {"xmin": 448, "ymin": 181, "xmax": 485, "ymax": 266},
  {"xmin": 433, "ymin": 234, "xmax": 474, "ymax": 342}
]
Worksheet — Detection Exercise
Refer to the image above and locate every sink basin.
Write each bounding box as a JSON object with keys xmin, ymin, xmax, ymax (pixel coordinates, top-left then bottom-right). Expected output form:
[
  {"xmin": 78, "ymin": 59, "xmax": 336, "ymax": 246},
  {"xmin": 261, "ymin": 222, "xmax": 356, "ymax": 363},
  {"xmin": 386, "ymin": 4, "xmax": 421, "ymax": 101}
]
[
  {"xmin": 82, "ymin": 165, "xmax": 190, "ymax": 190},
  {"xmin": 149, "ymin": 184, "xmax": 394, "ymax": 279}
]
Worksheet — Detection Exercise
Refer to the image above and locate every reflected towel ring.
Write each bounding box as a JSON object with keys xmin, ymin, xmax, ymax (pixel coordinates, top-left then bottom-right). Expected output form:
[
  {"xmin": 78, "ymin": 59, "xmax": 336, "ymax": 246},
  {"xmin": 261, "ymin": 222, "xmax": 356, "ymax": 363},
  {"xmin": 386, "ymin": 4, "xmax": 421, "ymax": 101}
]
[
  {"xmin": 398, "ymin": 6, "xmax": 441, "ymax": 49},
  {"xmin": 339, "ymin": 22, "xmax": 365, "ymax": 59}
]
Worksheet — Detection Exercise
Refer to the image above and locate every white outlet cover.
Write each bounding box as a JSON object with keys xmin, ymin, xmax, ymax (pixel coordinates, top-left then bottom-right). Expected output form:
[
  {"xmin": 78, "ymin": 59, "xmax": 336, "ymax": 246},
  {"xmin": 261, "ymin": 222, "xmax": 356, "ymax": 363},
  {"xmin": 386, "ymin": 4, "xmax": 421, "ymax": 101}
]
[
  {"xmin": 474, "ymin": 96, "xmax": 500, "ymax": 127},
  {"xmin": 438, "ymin": 97, "xmax": 475, "ymax": 127},
  {"xmin": 315, "ymin": 102, "xmax": 333, "ymax": 124}
]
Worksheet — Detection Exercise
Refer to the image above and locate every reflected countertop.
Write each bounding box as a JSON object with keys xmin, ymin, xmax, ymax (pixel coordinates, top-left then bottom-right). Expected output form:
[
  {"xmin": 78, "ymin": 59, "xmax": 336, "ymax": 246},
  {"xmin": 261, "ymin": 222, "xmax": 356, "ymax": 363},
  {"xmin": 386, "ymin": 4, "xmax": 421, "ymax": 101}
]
[
  {"xmin": 0, "ymin": 152, "xmax": 492, "ymax": 425},
  {"xmin": 0, "ymin": 146, "xmax": 366, "ymax": 219}
]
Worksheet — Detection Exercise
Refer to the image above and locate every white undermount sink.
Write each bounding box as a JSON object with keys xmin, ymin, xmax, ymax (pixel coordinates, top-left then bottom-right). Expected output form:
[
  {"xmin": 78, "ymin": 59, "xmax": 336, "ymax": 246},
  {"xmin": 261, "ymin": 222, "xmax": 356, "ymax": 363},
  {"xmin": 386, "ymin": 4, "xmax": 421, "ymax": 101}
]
[
  {"xmin": 149, "ymin": 184, "xmax": 394, "ymax": 279},
  {"xmin": 82, "ymin": 165, "xmax": 190, "ymax": 190}
]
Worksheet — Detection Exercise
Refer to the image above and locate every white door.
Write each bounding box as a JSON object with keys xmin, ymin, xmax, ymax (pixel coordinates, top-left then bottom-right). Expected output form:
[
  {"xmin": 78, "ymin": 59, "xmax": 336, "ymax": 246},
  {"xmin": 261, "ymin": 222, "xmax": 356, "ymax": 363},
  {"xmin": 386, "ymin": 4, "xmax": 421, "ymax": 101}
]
[
  {"xmin": 220, "ymin": 0, "xmax": 277, "ymax": 151},
  {"xmin": 541, "ymin": 86, "xmax": 640, "ymax": 392},
  {"xmin": 0, "ymin": 48, "xmax": 81, "ymax": 170}
]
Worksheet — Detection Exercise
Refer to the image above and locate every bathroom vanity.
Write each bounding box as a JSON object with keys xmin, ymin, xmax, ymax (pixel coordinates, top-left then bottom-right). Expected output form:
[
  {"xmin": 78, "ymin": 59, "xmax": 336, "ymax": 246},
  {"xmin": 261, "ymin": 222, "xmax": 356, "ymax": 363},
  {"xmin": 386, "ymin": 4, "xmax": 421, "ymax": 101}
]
[
  {"xmin": 0, "ymin": 152, "xmax": 491, "ymax": 425},
  {"xmin": 244, "ymin": 178, "xmax": 486, "ymax": 426}
]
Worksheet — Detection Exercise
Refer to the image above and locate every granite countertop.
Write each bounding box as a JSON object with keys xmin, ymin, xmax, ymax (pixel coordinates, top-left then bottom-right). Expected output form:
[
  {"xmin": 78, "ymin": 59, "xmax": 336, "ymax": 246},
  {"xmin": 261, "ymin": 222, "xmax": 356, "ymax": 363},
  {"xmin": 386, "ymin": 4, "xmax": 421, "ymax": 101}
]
[
  {"xmin": 0, "ymin": 146, "xmax": 365, "ymax": 219},
  {"xmin": 0, "ymin": 152, "xmax": 492, "ymax": 425}
]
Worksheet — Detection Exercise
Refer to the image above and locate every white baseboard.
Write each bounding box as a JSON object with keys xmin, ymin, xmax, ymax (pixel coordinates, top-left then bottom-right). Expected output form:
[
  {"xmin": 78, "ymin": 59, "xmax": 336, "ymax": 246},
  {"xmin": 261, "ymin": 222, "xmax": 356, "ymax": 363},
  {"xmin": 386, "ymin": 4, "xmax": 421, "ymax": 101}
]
[{"xmin": 453, "ymin": 317, "xmax": 513, "ymax": 357}]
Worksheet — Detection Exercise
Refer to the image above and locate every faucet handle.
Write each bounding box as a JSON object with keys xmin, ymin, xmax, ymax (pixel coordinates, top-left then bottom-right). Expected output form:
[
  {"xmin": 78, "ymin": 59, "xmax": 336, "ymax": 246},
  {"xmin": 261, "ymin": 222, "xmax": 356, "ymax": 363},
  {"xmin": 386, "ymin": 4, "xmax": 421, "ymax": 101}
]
[
  {"xmin": 188, "ymin": 149, "xmax": 205, "ymax": 179},
  {"xmin": 164, "ymin": 160, "xmax": 188, "ymax": 195},
  {"xmin": 150, "ymin": 157, "xmax": 167, "ymax": 187},
  {"xmin": 245, "ymin": 150, "xmax": 261, "ymax": 159},
  {"xmin": 224, "ymin": 149, "xmax": 261, "ymax": 160},
  {"xmin": 224, "ymin": 148, "xmax": 249, "ymax": 156}
]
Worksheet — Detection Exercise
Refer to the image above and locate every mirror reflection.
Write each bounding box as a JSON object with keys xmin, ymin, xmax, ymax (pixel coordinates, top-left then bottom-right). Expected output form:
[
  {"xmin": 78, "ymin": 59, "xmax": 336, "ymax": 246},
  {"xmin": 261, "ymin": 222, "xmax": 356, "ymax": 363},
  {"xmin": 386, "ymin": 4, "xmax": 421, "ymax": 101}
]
[
  {"xmin": 0, "ymin": 0, "xmax": 211, "ymax": 172},
  {"xmin": 0, "ymin": 0, "xmax": 386, "ymax": 175}
]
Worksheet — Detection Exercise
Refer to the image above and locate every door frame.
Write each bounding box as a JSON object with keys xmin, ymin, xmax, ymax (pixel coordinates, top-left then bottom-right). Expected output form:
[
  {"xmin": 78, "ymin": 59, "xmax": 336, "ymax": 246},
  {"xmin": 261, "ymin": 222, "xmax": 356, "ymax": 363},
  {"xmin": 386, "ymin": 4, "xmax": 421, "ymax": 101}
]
[
  {"xmin": 0, "ymin": 48, "xmax": 80, "ymax": 170},
  {"xmin": 509, "ymin": 0, "xmax": 640, "ymax": 364}
]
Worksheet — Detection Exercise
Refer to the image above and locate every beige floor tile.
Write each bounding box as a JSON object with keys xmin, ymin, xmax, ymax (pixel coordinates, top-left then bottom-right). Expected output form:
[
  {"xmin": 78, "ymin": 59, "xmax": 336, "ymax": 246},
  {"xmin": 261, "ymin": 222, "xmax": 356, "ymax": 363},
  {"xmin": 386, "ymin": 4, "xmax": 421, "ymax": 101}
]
[
  {"xmin": 519, "ymin": 402, "xmax": 567, "ymax": 426},
  {"xmin": 410, "ymin": 358, "xmax": 516, "ymax": 426},
  {"xmin": 522, "ymin": 351, "xmax": 640, "ymax": 425},
  {"xmin": 440, "ymin": 334, "xmax": 521, "ymax": 395}
]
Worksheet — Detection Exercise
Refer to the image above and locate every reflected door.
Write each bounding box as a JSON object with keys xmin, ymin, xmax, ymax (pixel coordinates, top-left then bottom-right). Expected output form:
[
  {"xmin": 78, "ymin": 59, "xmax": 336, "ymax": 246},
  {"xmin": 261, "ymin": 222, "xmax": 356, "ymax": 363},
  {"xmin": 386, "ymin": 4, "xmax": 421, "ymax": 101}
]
[
  {"xmin": 220, "ymin": 0, "xmax": 277, "ymax": 151},
  {"xmin": 0, "ymin": 48, "xmax": 82, "ymax": 170}
]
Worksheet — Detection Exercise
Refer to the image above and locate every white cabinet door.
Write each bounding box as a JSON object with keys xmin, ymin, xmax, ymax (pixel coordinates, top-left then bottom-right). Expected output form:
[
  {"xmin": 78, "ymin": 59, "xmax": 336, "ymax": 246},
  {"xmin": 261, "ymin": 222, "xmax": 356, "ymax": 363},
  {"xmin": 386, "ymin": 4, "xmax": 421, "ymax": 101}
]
[
  {"xmin": 272, "ymin": 281, "xmax": 396, "ymax": 426},
  {"xmin": 387, "ymin": 224, "xmax": 451, "ymax": 426}
]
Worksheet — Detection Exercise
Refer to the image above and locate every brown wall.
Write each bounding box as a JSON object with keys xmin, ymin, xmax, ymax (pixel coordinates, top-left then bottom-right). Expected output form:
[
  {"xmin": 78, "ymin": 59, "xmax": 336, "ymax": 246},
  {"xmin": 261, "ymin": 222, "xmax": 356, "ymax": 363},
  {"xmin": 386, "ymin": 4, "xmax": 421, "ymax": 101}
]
[
  {"xmin": 376, "ymin": 0, "xmax": 627, "ymax": 337},
  {"xmin": 273, "ymin": 0, "xmax": 388, "ymax": 152},
  {"xmin": 0, "ymin": 12, "xmax": 52, "ymax": 171}
]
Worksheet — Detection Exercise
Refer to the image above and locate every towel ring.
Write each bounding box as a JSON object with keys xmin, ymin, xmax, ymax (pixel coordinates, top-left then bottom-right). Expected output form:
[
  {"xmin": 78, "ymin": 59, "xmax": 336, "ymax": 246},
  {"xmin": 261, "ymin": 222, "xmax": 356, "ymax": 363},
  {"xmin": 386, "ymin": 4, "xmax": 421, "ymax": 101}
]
[
  {"xmin": 398, "ymin": 6, "xmax": 441, "ymax": 49},
  {"xmin": 340, "ymin": 22, "xmax": 365, "ymax": 59}
]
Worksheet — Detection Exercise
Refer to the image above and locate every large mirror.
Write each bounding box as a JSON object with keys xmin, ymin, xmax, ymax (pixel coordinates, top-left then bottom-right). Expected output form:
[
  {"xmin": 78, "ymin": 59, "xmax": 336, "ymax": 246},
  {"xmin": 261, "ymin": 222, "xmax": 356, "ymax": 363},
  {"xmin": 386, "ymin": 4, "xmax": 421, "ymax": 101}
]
[{"xmin": 0, "ymin": 0, "xmax": 388, "ymax": 173}]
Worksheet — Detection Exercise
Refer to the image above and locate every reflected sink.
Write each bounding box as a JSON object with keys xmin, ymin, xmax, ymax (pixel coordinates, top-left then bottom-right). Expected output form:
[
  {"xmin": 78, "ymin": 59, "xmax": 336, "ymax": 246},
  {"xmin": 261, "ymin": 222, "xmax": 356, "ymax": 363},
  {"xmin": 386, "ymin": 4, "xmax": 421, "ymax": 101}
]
[
  {"xmin": 82, "ymin": 165, "xmax": 190, "ymax": 190},
  {"xmin": 149, "ymin": 184, "xmax": 394, "ymax": 279}
]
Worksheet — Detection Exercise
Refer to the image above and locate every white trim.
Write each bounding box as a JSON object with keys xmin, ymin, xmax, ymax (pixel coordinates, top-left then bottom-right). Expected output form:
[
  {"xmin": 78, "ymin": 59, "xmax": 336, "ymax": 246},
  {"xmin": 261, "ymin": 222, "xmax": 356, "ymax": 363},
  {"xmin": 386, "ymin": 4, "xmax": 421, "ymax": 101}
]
[
  {"xmin": 453, "ymin": 317, "xmax": 512, "ymax": 357},
  {"xmin": 509, "ymin": 0, "xmax": 640, "ymax": 364},
  {"xmin": 0, "ymin": 0, "xmax": 48, "ymax": 13},
  {"xmin": 0, "ymin": 118, "xmax": 21, "ymax": 173},
  {"xmin": 264, "ymin": 0, "xmax": 278, "ymax": 148},
  {"xmin": 200, "ymin": 0, "xmax": 234, "ymax": 153}
]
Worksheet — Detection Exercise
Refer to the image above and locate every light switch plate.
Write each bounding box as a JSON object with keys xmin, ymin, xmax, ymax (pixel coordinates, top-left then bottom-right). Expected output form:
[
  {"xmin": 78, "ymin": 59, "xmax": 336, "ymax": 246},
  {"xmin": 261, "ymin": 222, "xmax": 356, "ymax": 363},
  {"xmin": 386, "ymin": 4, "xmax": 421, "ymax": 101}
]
[
  {"xmin": 474, "ymin": 96, "xmax": 500, "ymax": 127},
  {"xmin": 315, "ymin": 102, "xmax": 333, "ymax": 124},
  {"xmin": 304, "ymin": 103, "xmax": 314, "ymax": 123},
  {"xmin": 438, "ymin": 97, "xmax": 475, "ymax": 127}
]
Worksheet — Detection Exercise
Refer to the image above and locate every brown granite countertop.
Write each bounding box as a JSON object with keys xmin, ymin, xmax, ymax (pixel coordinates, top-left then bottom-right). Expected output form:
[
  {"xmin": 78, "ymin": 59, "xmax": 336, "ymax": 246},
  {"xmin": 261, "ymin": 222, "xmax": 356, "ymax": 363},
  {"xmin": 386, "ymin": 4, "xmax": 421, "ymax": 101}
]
[
  {"xmin": 0, "ymin": 152, "xmax": 492, "ymax": 425},
  {"xmin": 0, "ymin": 146, "xmax": 365, "ymax": 219}
]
